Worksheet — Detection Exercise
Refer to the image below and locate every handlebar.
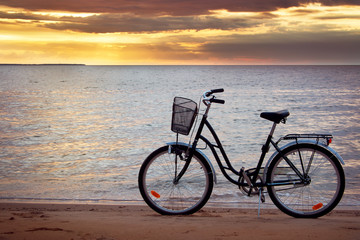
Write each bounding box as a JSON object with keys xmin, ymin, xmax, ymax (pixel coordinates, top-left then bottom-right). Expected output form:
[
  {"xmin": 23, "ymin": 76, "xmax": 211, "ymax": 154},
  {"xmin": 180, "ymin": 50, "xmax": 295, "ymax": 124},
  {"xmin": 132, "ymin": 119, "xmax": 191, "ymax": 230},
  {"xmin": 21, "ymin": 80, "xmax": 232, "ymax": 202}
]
[
  {"xmin": 203, "ymin": 88, "xmax": 225, "ymax": 105},
  {"xmin": 210, "ymin": 98, "xmax": 225, "ymax": 104},
  {"xmin": 205, "ymin": 88, "xmax": 224, "ymax": 97}
]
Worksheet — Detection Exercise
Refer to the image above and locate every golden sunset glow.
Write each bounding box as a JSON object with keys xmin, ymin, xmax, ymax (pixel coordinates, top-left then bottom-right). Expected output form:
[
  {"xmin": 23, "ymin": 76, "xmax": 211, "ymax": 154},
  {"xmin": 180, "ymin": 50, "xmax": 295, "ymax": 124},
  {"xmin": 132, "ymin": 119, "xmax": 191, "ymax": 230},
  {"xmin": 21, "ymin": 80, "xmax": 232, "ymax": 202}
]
[{"xmin": 0, "ymin": 1, "xmax": 359, "ymax": 65}]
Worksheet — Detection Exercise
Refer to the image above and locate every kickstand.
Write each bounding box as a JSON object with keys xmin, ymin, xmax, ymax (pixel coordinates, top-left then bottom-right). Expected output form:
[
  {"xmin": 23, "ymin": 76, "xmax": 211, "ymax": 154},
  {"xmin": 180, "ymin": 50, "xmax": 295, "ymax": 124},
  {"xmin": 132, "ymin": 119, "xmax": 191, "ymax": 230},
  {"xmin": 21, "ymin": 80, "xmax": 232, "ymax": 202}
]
[{"xmin": 258, "ymin": 188, "xmax": 263, "ymax": 218}]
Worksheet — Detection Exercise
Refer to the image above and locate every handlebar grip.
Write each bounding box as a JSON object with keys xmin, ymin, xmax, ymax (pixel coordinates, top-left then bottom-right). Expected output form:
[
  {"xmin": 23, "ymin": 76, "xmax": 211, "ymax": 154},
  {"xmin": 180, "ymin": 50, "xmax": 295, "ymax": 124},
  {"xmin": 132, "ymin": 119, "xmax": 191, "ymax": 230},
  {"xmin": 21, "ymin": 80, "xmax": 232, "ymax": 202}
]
[
  {"xmin": 211, "ymin": 88, "xmax": 224, "ymax": 94},
  {"xmin": 210, "ymin": 98, "xmax": 225, "ymax": 104}
]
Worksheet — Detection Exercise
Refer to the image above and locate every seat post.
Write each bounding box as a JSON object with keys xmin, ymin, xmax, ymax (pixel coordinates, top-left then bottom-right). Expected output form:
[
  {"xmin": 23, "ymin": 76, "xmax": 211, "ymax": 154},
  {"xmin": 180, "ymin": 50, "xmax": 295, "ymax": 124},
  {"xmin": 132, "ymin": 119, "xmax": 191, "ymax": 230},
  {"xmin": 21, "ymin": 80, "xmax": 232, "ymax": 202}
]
[
  {"xmin": 269, "ymin": 122, "xmax": 277, "ymax": 137},
  {"xmin": 262, "ymin": 122, "xmax": 277, "ymax": 154}
]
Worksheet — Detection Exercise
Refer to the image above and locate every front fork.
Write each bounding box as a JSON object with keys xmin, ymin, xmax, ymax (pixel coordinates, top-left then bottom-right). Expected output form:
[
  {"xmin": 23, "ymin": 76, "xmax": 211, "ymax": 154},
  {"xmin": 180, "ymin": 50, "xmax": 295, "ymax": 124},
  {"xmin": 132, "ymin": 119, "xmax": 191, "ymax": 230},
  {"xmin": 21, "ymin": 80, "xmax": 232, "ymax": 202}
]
[{"xmin": 169, "ymin": 145, "xmax": 194, "ymax": 184}]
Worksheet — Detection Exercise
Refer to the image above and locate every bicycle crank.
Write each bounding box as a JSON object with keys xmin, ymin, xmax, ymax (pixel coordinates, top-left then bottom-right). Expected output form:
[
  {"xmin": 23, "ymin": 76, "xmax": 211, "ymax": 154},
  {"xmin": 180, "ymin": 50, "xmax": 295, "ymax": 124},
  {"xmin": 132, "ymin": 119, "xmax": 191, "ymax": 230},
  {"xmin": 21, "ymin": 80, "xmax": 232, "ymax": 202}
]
[{"xmin": 238, "ymin": 167, "xmax": 265, "ymax": 202}]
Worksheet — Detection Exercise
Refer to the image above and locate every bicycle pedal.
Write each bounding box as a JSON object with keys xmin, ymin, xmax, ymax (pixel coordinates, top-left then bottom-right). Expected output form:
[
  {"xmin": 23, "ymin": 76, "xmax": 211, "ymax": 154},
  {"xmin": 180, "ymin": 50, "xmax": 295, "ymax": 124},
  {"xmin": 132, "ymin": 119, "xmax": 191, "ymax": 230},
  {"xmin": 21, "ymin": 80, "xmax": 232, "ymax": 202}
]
[{"xmin": 260, "ymin": 189, "xmax": 265, "ymax": 203}]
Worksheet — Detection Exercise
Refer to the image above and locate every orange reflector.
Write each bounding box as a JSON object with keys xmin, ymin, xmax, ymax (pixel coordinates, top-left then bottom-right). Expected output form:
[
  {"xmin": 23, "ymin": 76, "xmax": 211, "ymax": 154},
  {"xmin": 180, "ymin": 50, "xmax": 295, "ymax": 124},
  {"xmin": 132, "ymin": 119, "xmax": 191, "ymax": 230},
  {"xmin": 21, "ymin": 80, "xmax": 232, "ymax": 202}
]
[
  {"xmin": 151, "ymin": 190, "xmax": 160, "ymax": 198},
  {"xmin": 312, "ymin": 203, "xmax": 323, "ymax": 210}
]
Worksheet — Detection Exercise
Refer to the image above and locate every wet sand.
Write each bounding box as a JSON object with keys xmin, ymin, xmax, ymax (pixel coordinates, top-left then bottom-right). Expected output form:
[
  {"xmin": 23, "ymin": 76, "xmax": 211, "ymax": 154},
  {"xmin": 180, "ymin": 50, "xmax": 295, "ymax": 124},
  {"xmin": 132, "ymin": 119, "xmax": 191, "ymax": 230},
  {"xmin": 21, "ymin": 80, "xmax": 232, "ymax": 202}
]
[{"xmin": 0, "ymin": 203, "xmax": 359, "ymax": 240}]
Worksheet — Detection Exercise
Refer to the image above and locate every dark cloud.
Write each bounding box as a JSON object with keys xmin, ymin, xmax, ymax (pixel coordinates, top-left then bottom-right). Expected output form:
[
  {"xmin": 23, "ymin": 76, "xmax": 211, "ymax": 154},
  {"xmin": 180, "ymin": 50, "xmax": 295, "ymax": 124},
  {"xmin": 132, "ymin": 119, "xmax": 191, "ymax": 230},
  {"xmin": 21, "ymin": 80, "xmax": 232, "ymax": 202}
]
[
  {"xmin": 1, "ymin": 0, "xmax": 360, "ymax": 15},
  {"xmin": 0, "ymin": 10, "xmax": 43, "ymax": 20},
  {"xmin": 2, "ymin": 0, "xmax": 359, "ymax": 34},
  {"xmin": 200, "ymin": 32, "xmax": 360, "ymax": 63},
  {"xmin": 40, "ymin": 14, "xmax": 260, "ymax": 33},
  {"xmin": 0, "ymin": 9, "xmax": 264, "ymax": 33},
  {"xmin": 315, "ymin": 14, "xmax": 360, "ymax": 20}
]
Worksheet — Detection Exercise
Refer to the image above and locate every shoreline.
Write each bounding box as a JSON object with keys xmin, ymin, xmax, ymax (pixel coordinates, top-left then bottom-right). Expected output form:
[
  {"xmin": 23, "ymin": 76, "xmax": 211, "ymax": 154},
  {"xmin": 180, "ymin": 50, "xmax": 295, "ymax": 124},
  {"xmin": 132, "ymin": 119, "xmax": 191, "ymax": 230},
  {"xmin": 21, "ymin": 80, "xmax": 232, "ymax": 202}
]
[
  {"xmin": 1, "ymin": 202, "xmax": 359, "ymax": 240},
  {"xmin": 1, "ymin": 198, "xmax": 359, "ymax": 210}
]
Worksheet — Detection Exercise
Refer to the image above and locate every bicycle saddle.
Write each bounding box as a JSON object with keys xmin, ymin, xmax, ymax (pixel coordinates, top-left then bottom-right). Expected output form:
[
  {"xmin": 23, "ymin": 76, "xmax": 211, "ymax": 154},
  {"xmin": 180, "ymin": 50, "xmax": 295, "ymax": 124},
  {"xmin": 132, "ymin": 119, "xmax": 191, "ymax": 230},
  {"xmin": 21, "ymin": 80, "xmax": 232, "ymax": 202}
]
[{"xmin": 260, "ymin": 110, "xmax": 290, "ymax": 123}]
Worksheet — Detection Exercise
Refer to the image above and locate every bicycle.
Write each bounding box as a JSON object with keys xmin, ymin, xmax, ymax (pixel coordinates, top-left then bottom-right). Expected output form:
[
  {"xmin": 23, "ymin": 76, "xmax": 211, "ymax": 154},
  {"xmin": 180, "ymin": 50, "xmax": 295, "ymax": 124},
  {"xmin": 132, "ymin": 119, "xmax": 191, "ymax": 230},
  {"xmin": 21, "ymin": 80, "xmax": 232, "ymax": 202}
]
[{"xmin": 138, "ymin": 89, "xmax": 345, "ymax": 218}]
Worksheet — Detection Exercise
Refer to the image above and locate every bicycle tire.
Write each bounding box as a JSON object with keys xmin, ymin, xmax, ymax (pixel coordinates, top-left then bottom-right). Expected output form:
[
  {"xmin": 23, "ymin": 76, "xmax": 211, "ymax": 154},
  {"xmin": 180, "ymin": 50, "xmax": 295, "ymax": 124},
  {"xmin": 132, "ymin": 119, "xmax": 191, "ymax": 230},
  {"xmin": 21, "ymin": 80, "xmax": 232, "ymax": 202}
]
[
  {"xmin": 138, "ymin": 145, "xmax": 214, "ymax": 215},
  {"xmin": 266, "ymin": 143, "xmax": 345, "ymax": 218}
]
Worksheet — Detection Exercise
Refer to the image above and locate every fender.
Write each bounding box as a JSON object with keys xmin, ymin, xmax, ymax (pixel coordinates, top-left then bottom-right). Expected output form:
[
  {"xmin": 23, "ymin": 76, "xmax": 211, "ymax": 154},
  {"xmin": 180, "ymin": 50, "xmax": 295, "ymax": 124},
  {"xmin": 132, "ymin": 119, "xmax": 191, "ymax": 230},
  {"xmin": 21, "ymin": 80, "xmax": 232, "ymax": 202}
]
[
  {"xmin": 263, "ymin": 139, "xmax": 345, "ymax": 181},
  {"xmin": 167, "ymin": 142, "xmax": 217, "ymax": 184}
]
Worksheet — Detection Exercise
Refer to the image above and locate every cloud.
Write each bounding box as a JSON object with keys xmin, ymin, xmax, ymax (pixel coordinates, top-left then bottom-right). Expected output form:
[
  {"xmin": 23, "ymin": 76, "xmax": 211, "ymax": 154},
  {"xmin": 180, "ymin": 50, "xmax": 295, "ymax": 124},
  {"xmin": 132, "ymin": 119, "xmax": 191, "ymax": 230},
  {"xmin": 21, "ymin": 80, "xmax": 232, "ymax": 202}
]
[
  {"xmin": 0, "ymin": 10, "xmax": 43, "ymax": 20},
  {"xmin": 315, "ymin": 14, "xmax": 360, "ymax": 20},
  {"xmin": 0, "ymin": 8, "xmax": 266, "ymax": 33},
  {"xmin": 40, "ymin": 14, "xmax": 261, "ymax": 33},
  {"xmin": 1, "ymin": 1, "xmax": 359, "ymax": 34},
  {"xmin": 1, "ymin": 0, "xmax": 360, "ymax": 16},
  {"xmin": 199, "ymin": 31, "xmax": 360, "ymax": 63}
]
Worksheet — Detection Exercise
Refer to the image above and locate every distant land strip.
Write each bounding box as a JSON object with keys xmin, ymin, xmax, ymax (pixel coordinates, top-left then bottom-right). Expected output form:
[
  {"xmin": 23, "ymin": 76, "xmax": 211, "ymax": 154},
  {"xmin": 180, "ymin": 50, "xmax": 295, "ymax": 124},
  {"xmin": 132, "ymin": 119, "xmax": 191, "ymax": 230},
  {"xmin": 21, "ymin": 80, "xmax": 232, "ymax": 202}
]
[{"xmin": 0, "ymin": 64, "xmax": 86, "ymax": 66}]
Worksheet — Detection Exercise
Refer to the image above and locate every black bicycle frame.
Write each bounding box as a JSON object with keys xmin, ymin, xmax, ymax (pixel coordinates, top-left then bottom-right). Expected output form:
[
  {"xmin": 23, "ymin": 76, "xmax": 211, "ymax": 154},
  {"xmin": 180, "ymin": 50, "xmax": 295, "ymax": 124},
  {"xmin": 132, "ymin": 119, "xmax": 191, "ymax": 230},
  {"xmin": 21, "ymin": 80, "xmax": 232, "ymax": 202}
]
[
  {"xmin": 174, "ymin": 112, "xmax": 268, "ymax": 186},
  {"xmin": 174, "ymin": 110, "xmax": 307, "ymax": 188}
]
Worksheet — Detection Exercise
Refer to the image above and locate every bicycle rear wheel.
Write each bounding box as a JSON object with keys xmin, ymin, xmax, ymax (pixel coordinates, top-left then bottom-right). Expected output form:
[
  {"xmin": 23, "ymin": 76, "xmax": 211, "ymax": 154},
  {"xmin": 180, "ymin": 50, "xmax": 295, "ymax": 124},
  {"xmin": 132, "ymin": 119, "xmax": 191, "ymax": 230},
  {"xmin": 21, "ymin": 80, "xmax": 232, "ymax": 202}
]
[
  {"xmin": 138, "ymin": 145, "xmax": 213, "ymax": 215},
  {"xmin": 266, "ymin": 143, "xmax": 345, "ymax": 218}
]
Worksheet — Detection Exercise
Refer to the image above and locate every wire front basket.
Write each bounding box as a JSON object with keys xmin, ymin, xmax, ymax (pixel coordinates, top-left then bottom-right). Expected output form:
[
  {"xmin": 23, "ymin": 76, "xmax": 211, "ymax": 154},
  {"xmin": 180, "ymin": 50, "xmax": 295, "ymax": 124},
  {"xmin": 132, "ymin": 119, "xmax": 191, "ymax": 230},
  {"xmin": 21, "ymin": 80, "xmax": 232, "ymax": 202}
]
[{"xmin": 171, "ymin": 97, "xmax": 198, "ymax": 135}]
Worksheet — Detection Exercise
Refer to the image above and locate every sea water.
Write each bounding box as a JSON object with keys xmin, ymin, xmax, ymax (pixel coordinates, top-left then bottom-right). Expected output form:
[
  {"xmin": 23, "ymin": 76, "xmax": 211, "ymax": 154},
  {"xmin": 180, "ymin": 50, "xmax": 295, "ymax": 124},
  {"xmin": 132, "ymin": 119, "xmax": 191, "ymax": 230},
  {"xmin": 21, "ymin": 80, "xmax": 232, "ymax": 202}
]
[{"xmin": 0, "ymin": 65, "xmax": 359, "ymax": 208}]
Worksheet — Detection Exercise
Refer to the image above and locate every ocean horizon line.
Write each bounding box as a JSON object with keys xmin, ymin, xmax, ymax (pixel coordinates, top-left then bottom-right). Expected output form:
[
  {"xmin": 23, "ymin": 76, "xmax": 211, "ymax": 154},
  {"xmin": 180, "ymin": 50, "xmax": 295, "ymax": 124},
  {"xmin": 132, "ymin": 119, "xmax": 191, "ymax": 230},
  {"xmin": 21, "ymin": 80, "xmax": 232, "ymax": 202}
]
[{"xmin": 1, "ymin": 63, "xmax": 359, "ymax": 66}]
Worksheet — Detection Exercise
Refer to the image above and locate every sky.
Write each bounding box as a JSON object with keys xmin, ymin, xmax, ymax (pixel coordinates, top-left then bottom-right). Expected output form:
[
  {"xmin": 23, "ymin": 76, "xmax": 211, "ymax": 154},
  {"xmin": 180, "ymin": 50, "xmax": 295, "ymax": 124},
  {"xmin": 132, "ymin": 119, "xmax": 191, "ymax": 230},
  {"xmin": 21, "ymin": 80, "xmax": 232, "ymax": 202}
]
[{"xmin": 0, "ymin": 0, "xmax": 360, "ymax": 65}]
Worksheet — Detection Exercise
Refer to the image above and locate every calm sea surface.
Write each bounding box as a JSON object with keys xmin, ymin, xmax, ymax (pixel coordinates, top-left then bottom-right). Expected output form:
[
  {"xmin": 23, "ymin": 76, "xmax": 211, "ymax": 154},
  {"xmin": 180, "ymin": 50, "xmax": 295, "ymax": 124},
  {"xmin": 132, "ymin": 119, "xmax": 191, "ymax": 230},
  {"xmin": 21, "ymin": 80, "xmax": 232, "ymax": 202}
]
[{"xmin": 0, "ymin": 65, "xmax": 359, "ymax": 207}]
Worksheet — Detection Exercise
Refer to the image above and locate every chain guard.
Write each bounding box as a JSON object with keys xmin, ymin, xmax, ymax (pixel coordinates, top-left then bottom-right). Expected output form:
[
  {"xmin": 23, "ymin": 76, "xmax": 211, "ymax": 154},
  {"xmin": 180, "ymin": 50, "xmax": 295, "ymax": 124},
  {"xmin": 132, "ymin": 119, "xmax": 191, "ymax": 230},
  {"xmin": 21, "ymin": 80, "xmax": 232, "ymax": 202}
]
[{"xmin": 238, "ymin": 169, "xmax": 264, "ymax": 196}]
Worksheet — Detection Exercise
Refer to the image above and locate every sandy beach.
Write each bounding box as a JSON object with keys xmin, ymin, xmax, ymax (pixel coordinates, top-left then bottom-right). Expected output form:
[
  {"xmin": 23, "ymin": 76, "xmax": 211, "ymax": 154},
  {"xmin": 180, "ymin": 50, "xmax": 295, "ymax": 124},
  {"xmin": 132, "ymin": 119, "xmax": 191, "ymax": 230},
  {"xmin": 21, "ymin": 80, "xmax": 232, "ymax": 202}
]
[{"xmin": 0, "ymin": 203, "xmax": 359, "ymax": 240}]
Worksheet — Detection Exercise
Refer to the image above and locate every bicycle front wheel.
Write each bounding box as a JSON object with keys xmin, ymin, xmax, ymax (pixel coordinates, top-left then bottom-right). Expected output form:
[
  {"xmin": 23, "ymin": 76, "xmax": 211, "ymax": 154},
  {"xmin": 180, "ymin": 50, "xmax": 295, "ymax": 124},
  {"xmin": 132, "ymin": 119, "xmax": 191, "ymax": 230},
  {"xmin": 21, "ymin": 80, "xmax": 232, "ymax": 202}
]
[
  {"xmin": 138, "ymin": 145, "xmax": 213, "ymax": 215},
  {"xmin": 267, "ymin": 143, "xmax": 345, "ymax": 218}
]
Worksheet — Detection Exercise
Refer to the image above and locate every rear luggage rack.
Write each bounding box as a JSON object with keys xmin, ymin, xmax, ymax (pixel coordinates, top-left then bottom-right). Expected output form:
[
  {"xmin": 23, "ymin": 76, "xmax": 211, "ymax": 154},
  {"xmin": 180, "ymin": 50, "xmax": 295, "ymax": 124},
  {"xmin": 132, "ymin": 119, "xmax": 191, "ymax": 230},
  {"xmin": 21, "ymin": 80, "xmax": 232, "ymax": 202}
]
[{"xmin": 277, "ymin": 134, "xmax": 333, "ymax": 146}]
